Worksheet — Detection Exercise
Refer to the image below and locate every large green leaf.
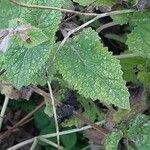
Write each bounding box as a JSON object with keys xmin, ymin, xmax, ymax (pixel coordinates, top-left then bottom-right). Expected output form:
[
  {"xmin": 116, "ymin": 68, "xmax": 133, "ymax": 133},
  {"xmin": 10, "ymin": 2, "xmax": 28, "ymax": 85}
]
[
  {"xmin": 55, "ymin": 28, "xmax": 129, "ymax": 109},
  {"xmin": 1, "ymin": 0, "xmax": 63, "ymax": 88},
  {"xmin": 127, "ymin": 22, "xmax": 150, "ymax": 59}
]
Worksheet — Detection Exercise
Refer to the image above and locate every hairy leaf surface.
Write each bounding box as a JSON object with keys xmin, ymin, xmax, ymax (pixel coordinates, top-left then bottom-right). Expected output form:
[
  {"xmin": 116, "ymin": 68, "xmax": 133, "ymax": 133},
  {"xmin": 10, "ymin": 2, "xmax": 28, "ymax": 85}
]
[
  {"xmin": 56, "ymin": 28, "xmax": 129, "ymax": 109},
  {"xmin": 104, "ymin": 130, "xmax": 123, "ymax": 150},
  {"xmin": 2, "ymin": 43, "xmax": 50, "ymax": 88},
  {"xmin": 127, "ymin": 115, "xmax": 150, "ymax": 150},
  {"xmin": 127, "ymin": 23, "xmax": 150, "ymax": 59}
]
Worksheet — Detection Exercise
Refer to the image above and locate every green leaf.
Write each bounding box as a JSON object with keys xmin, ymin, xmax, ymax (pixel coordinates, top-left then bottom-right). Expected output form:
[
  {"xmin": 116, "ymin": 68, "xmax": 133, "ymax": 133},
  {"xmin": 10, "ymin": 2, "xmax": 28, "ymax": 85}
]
[
  {"xmin": 61, "ymin": 133, "xmax": 77, "ymax": 148},
  {"xmin": 112, "ymin": 11, "xmax": 150, "ymax": 26},
  {"xmin": 120, "ymin": 57, "xmax": 146, "ymax": 81},
  {"xmin": 56, "ymin": 28, "xmax": 130, "ymax": 109},
  {"xmin": 73, "ymin": 0, "xmax": 115, "ymax": 6},
  {"xmin": 126, "ymin": 115, "xmax": 150, "ymax": 150},
  {"xmin": 16, "ymin": 26, "xmax": 49, "ymax": 49},
  {"xmin": 2, "ymin": 43, "xmax": 51, "ymax": 88},
  {"xmin": 20, "ymin": 0, "xmax": 62, "ymax": 37},
  {"xmin": 127, "ymin": 23, "xmax": 150, "ymax": 59},
  {"xmin": 34, "ymin": 107, "xmax": 50, "ymax": 130},
  {"xmin": 0, "ymin": 0, "xmax": 21, "ymax": 28},
  {"xmin": 104, "ymin": 130, "xmax": 123, "ymax": 150},
  {"xmin": 44, "ymin": 98, "xmax": 53, "ymax": 118}
]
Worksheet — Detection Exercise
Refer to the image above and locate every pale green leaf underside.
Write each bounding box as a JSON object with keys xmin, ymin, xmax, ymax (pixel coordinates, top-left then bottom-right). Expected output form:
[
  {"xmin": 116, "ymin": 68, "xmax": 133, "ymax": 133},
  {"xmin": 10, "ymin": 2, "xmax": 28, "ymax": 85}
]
[
  {"xmin": 127, "ymin": 23, "xmax": 150, "ymax": 59},
  {"xmin": 56, "ymin": 28, "xmax": 130, "ymax": 109}
]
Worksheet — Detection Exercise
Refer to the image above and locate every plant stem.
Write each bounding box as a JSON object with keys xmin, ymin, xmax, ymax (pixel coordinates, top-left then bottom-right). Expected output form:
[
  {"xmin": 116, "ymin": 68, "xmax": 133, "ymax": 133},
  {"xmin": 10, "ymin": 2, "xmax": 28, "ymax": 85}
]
[
  {"xmin": 38, "ymin": 137, "xmax": 59, "ymax": 149},
  {"xmin": 0, "ymin": 96, "xmax": 9, "ymax": 131},
  {"xmin": 47, "ymin": 81, "xmax": 60, "ymax": 149},
  {"xmin": 7, "ymin": 121, "xmax": 104, "ymax": 150},
  {"xmin": 48, "ymin": 9, "xmax": 135, "ymax": 70},
  {"xmin": 115, "ymin": 53, "xmax": 138, "ymax": 59},
  {"xmin": 29, "ymin": 138, "xmax": 38, "ymax": 150},
  {"xmin": 0, "ymin": 101, "xmax": 45, "ymax": 140},
  {"xmin": 96, "ymin": 22, "xmax": 119, "ymax": 33},
  {"xmin": 9, "ymin": 0, "xmax": 98, "ymax": 16}
]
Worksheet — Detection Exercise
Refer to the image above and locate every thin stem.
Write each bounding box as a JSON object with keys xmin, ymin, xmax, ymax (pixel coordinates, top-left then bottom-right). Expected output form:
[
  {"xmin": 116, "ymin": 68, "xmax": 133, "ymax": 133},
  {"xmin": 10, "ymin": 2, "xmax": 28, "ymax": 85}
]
[
  {"xmin": 47, "ymin": 81, "xmax": 60, "ymax": 149},
  {"xmin": 115, "ymin": 53, "xmax": 138, "ymax": 59},
  {"xmin": 96, "ymin": 22, "xmax": 119, "ymax": 33},
  {"xmin": 0, "ymin": 101, "xmax": 45, "ymax": 140},
  {"xmin": 0, "ymin": 96, "xmax": 9, "ymax": 130},
  {"xmin": 38, "ymin": 137, "xmax": 59, "ymax": 149},
  {"xmin": 7, "ymin": 121, "xmax": 104, "ymax": 150},
  {"xmin": 29, "ymin": 138, "xmax": 38, "ymax": 150},
  {"xmin": 9, "ymin": 0, "xmax": 98, "ymax": 16}
]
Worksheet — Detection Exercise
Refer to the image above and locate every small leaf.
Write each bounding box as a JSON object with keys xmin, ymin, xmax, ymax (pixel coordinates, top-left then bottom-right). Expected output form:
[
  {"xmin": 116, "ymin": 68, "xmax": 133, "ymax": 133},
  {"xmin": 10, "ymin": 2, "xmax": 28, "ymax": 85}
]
[
  {"xmin": 61, "ymin": 133, "xmax": 77, "ymax": 148},
  {"xmin": 44, "ymin": 98, "xmax": 53, "ymax": 118},
  {"xmin": 112, "ymin": 11, "xmax": 150, "ymax": 26},
  {"xmin": 104, "ymin": 130, "xmax": 123, "ymax": 150},
  {"xmin": 56, "ymin": 28, "xmax": 130, "ymax": 109},
  {"xmin": 126, "ymin": 115, "xmax": 150, "ymax": 150},
  {"xmin": 127, "ymin": 22, "xmax": 150, "ymax": 59},
  {"xmin": 120, "ymin": 57, "xmax": 145, "ymax": 81}
]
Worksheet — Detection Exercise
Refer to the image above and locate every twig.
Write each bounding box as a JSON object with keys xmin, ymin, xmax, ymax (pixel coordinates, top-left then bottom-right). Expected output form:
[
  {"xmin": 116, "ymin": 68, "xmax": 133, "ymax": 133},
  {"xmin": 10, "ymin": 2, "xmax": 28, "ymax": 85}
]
[
  {"xmin": 0, "ymin": 101, "xmax": 45, "ymax": 140},
  {"xmin": 9, "ymin": 0, "xmax": 98, "ymax": 16},
  {"xmin": 29, "ymin": 138, "xmax": 38, "ymax": 150},
  {"xmin": 31, "ymin": 86, "xmax": 109, "ymax": 134},
  {"xmin": 47, "ymin": 81, "xmax": 60, "ymax": 149},
  {"xmin": 96, "ymin": 22, "xmax": 119, "ymax": 33},
  {"xmin": 38, "ymin": 137, "xmax": 59, "ymax": 149},
  {"xmin": 0, "ymin": 96, "xmax": 9, "ymax": 131},
  {"xmin": 7, "ymin": 121, "xmax": 104, "ymax": 150},
  {"xmin": 115, "ymin": 53, "xmax": 138, "ymax": 59}
]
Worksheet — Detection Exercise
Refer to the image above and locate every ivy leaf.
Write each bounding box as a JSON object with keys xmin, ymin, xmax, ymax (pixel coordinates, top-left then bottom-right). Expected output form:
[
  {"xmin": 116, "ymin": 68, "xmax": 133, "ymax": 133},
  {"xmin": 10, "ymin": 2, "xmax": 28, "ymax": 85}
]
[
  {"xmin": 56, "ymin": 28, "xmax": 130, "ymax": 109},
  {"xmin": 127, "ymin": 22, "xmax": 150, "ymax": 59},
  {"xmin": 104, "ymin": 130, "xmax": 123, "ymax": 150}
]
